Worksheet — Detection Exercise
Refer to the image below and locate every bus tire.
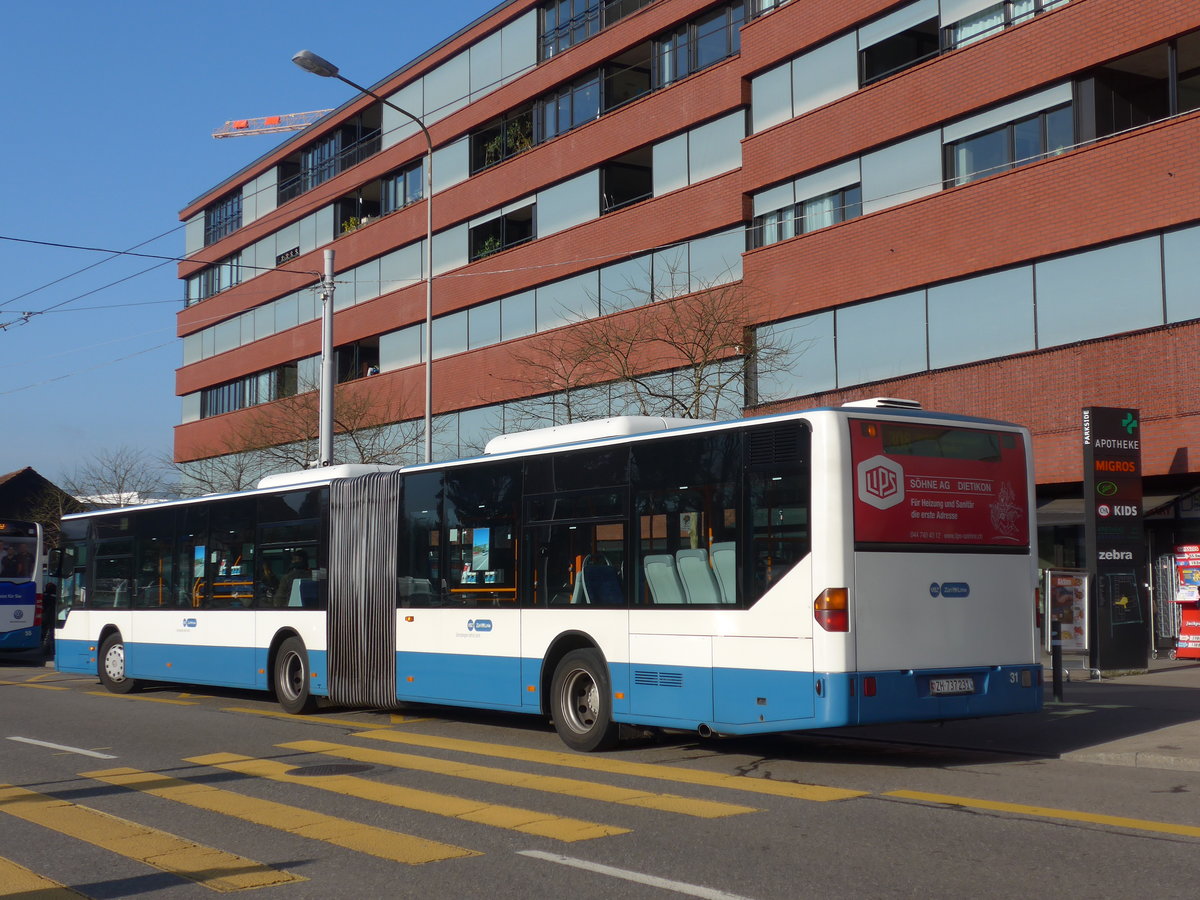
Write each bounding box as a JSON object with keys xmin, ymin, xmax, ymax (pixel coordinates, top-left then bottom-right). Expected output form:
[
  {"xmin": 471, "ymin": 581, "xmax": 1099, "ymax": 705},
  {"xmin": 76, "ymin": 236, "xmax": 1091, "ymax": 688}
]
[
  {"xmin": 550, "ymin": 648, "xmax": 619, "ymax": 752},
  {"xmin": 98, "ymin": 633, "xmax": 140, "ymax": 694},
  {"xmin": 274, "ymin": 637, "xmax": 318, "ymax": 714}
]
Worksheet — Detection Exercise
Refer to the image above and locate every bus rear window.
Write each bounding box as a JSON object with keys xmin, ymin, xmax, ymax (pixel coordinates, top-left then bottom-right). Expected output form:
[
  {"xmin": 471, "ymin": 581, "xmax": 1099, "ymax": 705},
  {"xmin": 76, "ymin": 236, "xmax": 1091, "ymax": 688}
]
[{"xmin": 851, "ymin": 419, "xmax": 1028, "ymax": 550}]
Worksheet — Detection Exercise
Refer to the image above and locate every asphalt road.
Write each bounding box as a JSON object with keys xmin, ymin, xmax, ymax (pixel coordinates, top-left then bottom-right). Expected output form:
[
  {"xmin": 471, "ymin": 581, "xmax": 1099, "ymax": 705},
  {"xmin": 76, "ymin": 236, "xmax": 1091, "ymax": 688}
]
[{"xmin": 2, "ymin": 651, "xmax": 1200, "ymax": 899}]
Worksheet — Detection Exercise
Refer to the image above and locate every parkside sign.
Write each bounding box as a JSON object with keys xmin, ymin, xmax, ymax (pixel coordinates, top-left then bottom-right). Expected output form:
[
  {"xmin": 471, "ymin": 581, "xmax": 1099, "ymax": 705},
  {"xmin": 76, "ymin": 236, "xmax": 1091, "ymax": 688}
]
[{"xmin": 1082, "ymin": 406, "xmax": 1148, "ymax": 670}]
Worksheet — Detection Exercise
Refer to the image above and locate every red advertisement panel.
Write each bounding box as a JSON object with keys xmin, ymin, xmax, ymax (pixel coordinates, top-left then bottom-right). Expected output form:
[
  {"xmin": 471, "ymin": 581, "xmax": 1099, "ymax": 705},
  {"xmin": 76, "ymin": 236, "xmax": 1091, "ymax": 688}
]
[{"xmin": 851, "ymin": 419, "xmax": 1029, "ymax": 548}]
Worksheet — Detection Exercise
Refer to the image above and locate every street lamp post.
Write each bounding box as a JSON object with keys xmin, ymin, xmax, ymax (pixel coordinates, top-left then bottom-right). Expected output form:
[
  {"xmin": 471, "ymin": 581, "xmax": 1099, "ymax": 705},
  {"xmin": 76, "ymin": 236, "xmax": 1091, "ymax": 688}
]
[{"xmin": 292, "ymin": 49, "xmax": 435, "ymax": 464}]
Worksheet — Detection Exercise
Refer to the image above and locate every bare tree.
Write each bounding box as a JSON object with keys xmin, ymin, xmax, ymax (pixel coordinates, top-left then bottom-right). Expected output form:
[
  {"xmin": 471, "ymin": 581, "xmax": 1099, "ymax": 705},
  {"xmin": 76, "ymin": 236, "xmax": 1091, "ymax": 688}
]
[
  {"xmin": 507, "ymin": 274, "xmax": 794, "ymax": 425},
  {"xmin": 24, "ymin": 486, "xmax": 84, "ymax": 549},
  {"xmin": 63, "ymin": 446, "xmax": 171, "ymax": 509},
  {"xmin": 173, "ymin": 377, "xmax": 422, "ymax": 497}
]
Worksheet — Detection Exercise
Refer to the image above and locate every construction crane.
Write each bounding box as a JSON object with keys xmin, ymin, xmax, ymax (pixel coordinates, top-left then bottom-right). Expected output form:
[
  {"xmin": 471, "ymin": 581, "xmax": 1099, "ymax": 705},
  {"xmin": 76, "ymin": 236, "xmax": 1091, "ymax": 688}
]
[{"xmin": 212, "ymin": 110, "xmax": 332, "ymax": 139}]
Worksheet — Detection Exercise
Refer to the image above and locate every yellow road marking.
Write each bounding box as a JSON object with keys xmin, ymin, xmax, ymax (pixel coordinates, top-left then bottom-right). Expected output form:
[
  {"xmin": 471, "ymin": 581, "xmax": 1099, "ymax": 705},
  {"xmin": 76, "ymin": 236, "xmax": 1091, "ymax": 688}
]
[
  {"xmin": 359, "ymin": 730, "xmax": 865, "ymax": 802},
  {"xmin": 0, "ymin": 679, "xmax": 68, "ymax": 691},
  {"xmin": 283, "ymin": 739, "xmax": 756, "ymax": 819},
  {"xmin": 886, "ymin": 790, "xmax": 1200, "ymax": 839},
  {"xmin": 0, "ymin": 783, "xmax": 302, "ymax": 892},
  {"xmin": 0, "ymin": 854, "xmax": 86, "ymax": 898},
  {"xmin": 224, "ymin": 707, "xmax": 401, "ymax": 729},
  {"xmin": 85, "ymin": 692, "xmax": 197, "ymax": 706},
  {"xmin": 188, "ymin": 751, "xmax": 628, "ymax": 842},
  {"xmin": 84, "ymin": 767, "xmax": 477, "ymax": 865},
  {"xmin": 28, "ymin": 673, "xmax": 56, "ymax": 683}
]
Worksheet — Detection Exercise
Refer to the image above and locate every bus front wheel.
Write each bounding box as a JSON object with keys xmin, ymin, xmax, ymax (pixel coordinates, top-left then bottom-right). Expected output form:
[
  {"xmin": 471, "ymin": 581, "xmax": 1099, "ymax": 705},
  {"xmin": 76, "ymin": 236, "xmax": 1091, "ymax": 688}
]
[
  {"xmin": 273, "ymin": 637, "xmax": 318, "ymax": 714},
  {"xmin": 98, "ymin": 633, "xmax": 140, "ymax": 694},
  {"xmin": 550, "ymin": 648, "xmax": 619, "ymax": 752}
]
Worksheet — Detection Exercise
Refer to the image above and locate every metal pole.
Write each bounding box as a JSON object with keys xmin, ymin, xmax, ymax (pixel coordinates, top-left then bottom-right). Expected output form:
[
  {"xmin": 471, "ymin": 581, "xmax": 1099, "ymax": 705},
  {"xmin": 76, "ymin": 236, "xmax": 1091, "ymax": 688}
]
[
  {"xmin": 1051, "ymin": 619, "xmax": 1064, "ymax": 702},
  {"xmin": 319, "ymin": 248, "xmax": 335, "ymax": 467}
]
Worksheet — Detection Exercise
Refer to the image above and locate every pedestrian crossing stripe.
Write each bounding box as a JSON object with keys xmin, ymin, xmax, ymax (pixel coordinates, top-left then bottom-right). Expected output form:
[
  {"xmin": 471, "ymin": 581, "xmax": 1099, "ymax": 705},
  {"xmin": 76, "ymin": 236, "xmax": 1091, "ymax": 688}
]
[
  {"xmin": 281, "ymin": 739, "xmax": 758, "ymax": 818},
  {"xmin": 0, "ymin": 783, "xmax": 304, "ymax": 892},
  {"xmin": 357, "ymin": 730, "xmax": 866, "ymax": 802},
  {"xmin": 0, "ymin": 854, "xmax": 85, "ymax": 898},
  {"xmin": 82, "ymin": 767, "xmax": 479, "ymax": 865},
  {"xmin": 186, "ymin": 751, "xmax": 629, "ymax": 842}
]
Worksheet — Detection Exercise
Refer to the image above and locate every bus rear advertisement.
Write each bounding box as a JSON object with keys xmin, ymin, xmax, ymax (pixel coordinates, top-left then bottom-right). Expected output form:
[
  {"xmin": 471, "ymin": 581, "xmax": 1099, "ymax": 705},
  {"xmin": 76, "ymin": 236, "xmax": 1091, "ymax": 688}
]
[{"xmin": 54, "ymin": 400, "xmax": 1042, "ymax": 750}]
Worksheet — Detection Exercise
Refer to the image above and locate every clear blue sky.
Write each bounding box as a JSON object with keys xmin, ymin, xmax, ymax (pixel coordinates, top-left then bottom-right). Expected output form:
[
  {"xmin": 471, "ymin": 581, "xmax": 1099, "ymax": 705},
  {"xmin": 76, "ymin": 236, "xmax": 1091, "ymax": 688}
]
[{"xmin": 0, "ymin": 0, "xmax": 501, "ymax": 483}]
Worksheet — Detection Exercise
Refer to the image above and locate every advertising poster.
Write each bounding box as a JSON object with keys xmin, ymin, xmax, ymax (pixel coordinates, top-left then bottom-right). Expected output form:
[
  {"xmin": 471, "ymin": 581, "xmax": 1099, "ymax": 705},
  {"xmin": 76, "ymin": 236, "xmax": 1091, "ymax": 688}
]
[
  {"xmin": 850, "ymin": 419, "xmax": 1029, "ymax": 547},
  {"xmin": 1045, "ymin": 570, "xmax": 1088, "ymax": 653},
  {"xmin": 1174, "ymin": 544, "xmax": 1200, "ymax": 659}
]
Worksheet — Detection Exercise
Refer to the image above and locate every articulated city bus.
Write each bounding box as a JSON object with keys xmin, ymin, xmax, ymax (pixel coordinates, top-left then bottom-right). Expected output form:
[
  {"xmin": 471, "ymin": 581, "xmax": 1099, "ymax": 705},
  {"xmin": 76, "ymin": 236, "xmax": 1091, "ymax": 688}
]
[
  {"xmin": 1, "ymin": 519, "xmax": 50, "ymax": 652},
  {"xmin": 55, "ymin": 399, "xmax": 1042, "ymax": 750}
]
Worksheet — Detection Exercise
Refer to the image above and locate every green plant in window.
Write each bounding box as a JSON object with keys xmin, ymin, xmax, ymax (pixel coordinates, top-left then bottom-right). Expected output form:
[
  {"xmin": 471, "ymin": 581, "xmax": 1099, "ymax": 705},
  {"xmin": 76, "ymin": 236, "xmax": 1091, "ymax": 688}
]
[
  {"xmin": 506, "ymin": 114, "xmax": 534, "ymax": 156},
  {"xmin": 476, "ymin": 234, "xmax": 503, "ymax": 259},
  {"xmin": 482, "ymin": 133, "xmax": 505, "ymax": 168},
  {"xmin": 340, "ymin": 216, "xmax": 361, "ymax": 234}
]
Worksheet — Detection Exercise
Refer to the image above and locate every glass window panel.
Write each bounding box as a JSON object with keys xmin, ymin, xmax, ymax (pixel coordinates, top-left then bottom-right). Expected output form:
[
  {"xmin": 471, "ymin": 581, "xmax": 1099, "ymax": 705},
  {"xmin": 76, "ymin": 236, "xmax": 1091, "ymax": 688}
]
[
  {"xmin": 572, "ymin": 76, "xmax": 600, "ymax": 127},
  {"xmin": 801, "ymin": 192, "xmax": 837, "ymax": 232},
  {"xmin": 652, "ymin": 244, "xmax": 689, "ymax": 300},
  {"xmin": 254, "ymin": 304, "xmax": 275, "ymax": 341},
  {"xmin": 600, "ymin": 255, "xmax": 652, "ymax": 311},
  {"xmin": 536, "ymin": 272, "xmax": 599, "ymax": 330},
  {"xmin": 754, "ymin": 312, "xmax": 835, "ymax": 402},
  {"xmin": 538, "ymin": 170, "xmax": 600, "ymax": 236},
  {"xmin": 501, "ymin": 291, "xmax": 537, "ymax": 341},
  {"xmin": 652, "ymin": 133, "xmax": 689, "ymax": 196},
  {"xmin": 953, "ymin": 126, "xmax": 1009, "ymax": 184},
  {"xmin": 214, "ymin": 318, "xmax": 240, "ymax": 355},
  {"xmin": 182, "ymin": 333, "xmax": 201, "ymax": 366},
  {"xmin": 1045, "ymin": 105, "xmax": 1074, "ymax": 155},
  {"xmin": 1165, "ymin": 226, "xmax": 1200, "ymax": 323},
  {"xmin": 951, "ymin": 3, "xmax": 1004, "ymax": 48},
  {"xmin": 201, "ymin": 327, "xmax": 215, "ymax": 360},
  {"xmin": 1012, "ymin": 116, "xmax": 1043, "ymax": 166},
  {"xmin": 381, "ymin": 243, "xmax": 423, "ymax": 294},
  {"xmin": 688, "ymin": 229, "xmax": 743, "ymax": 288},
  {"xmin": 433, "ymin": 223, "xmax": 469, "ymax": 275},
  {"xmin": 432, "ymin": 137, "xmax": 470, "ymax": 193},
  {"xmin": 1035, "ymin": 237, "xmax": 1163, "ymax": 347},
  {"xmin": 457, "ymin": 406, "xmax": 496, "ymax": 457},
  {"xmin": 688, "ymin": 112, "xmax": 744, "ymax": 183},
  {"xmin": 297, "ymin": 286, "xmax": 318, "ymax": 322},
  {"xmin": 928, "ymin": 267, "xmax": 1035, "ymax": 369},
  {"xmin": 468, "ymin": 301, "xmax": 501, "ymax": 350},
  {"xmin": 751, "ymin": 63, "xmax": 792, "ymax": 133},
  {"xmin": 424, "ymin": 52, "xmax": 470, "ymax": 120},
  {"xmin": 860, "ymin": 131, "xmax": 941, "ymax": 213},
  {"xmin": 470, "ymin": 30, "xmax": 503, "ymax": 98},
  {"xmin": 354, "ymin": 258, "xmax": 381, "ymax": 304},
  {"xmin": 791, "ymin": 33, "xmax": 858, "ymax": 119},
  {"xmin": 275, "ymin": 292, "xmax": 299, "ymax": 331},
  {"xmin": 836, "ymin": 291, "xmax": 927, "ymax": 387},
  {"xmin": 380, "ymin": 324, "xmax": 424, "ymax": 370},
  {"xmin": 433, "ymin": 310, "xmax": 468, "ymax": 359}
]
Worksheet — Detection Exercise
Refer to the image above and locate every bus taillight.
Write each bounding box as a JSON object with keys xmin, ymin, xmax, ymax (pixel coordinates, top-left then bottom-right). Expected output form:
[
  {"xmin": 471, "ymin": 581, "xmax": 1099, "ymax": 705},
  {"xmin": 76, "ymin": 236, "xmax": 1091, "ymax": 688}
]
[{"xmin": 815, "ymin": 588, "xmax": 849, "ymax": 632}]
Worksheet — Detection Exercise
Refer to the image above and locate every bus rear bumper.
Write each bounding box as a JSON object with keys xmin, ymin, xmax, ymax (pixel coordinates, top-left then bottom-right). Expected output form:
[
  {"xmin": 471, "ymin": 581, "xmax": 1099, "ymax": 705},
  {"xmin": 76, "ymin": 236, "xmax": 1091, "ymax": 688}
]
[{"xmin": 813, "ymin": 664, "xmax": 1044, "ymax": 727}]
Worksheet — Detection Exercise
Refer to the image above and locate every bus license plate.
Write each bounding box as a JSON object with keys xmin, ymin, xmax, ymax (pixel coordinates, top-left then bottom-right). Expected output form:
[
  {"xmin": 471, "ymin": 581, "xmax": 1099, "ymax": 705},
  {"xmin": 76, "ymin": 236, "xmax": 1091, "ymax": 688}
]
[{"xmin": 929, "ymin": 677, "xmax": 974, "ymax": 695}]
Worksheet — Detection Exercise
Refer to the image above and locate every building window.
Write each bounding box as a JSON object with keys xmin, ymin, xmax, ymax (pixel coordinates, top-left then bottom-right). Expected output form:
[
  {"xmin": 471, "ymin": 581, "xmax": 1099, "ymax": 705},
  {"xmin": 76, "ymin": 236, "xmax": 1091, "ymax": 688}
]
[
  {"xmin": 944, "ymin": 0, "xmax": 1067, "ymax": 50},
  {"xmin": 200, "ymin": 363, "xmax": 298, "ymax": 419},
  {"xmin": 654, "ymin": 2, "xmax": 746, "ymax": 89},
  {"xmin": 470, "ymin": 109, "xmax": 534, "ymax": 172},
  {"xmin": 536, "ymin": 74, "xmax": 602, "ymax": 142},
  {"xmin": 601, "ymin": 148, "xmax": 653, "ymax": 213},
  {"xmin": 540, "ymin": 0, "xmax": 601, "ymax": 59},
  {"xmin": 860, "ymin": 16, "xmax": 939, "ymax": 85},
  {"xmin": 203, "ymin": 191, "xmax": 242, "ymax": 246},
  {"xmin": 277, "ymin": 109, "xmax": 383, "ymax": 204},
  {"xmin": 1077, "ymin": 31, "xmax": 1200, "ymax": 142},
  {"xmin": 469, "ymin": 204, "xmax": 536, "ymax": 260},
  {"xmin": 187, "ymin": 253, "xmax": 242, "ymax": 305},
  {"xmin": 945, "ymin": 104, "xmax": 1072, "ymax": 186},
  {"xmin": 749, "ymin": 184, "xmax": 862, "ymax": 249},
  {"xmin": 382, "ymin": 160, "xmax": 424, "ymax": 214}
]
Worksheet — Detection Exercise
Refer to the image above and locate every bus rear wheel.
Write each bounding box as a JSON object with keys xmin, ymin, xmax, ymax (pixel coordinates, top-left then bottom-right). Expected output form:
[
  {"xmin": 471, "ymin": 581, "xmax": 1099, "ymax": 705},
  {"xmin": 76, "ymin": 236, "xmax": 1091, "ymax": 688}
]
[
  {"xmin": 273, "ymin": 637, "xmax": 318, "ymax": 714},
  {"xmin": 550, "ymin": 648, "xmax": 619, "ymax": 752},
  {"xmin": 98, "ymin": 633, "xmax": 140, "ymax": 694}
]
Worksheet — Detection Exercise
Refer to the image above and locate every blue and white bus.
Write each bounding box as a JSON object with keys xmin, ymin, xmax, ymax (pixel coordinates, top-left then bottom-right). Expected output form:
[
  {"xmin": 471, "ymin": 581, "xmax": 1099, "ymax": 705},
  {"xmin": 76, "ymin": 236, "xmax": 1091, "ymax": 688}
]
[
  {"xmin": 54, "ymin": 399, "xmax": 1042, "ymax": 750},
  {"xmin": 1, "ymin": 519, "xmax": 49, "ymax": 652}
]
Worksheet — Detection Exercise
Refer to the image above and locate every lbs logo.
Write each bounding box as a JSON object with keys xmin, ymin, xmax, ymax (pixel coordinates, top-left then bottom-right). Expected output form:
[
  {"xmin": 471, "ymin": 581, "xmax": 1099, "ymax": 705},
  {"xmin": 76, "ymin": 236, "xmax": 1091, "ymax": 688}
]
[{"xmin": 857, "ymin": 456, "xmax": 905, "ymax": 510}]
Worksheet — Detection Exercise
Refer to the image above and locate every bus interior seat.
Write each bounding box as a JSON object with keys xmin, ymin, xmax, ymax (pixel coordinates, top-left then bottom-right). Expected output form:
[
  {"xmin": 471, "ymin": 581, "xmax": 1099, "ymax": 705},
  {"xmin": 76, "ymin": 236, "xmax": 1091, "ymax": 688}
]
[
  {"xmin": 581, "ymin": 560, "xmax": 623, "ymax": 605},
  {"xmin": 677, "ymin": 549, "xmax": 720, "ymax": 604},
  {"xmin": 710, "ymin": 542, "xmax": 737, "ymax": 603},
  {"xmin": 644, "ymin": 555, "xmax": 686, "ymax": 604}
]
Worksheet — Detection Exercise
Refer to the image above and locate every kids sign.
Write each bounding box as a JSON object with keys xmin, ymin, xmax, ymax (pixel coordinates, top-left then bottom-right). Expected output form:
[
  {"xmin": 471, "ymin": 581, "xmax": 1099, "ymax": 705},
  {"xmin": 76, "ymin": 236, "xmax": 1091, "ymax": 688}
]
[{"xmin": 851, "ymin": 420, "xmax": 1029, "ymax": 547}]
